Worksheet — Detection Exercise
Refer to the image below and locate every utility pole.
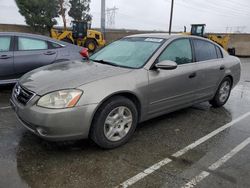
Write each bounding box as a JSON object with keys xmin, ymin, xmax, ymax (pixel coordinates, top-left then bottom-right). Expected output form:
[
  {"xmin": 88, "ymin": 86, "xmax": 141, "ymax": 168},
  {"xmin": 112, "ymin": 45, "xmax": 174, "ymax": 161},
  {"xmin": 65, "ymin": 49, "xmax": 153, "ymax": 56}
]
[
  {"xmin": 101, "ymin": 0, "xmax": 106, "ymax": 35},
  {"xmin": 169, "ymin": 0, "xmax": 174, "ymax": 35}
]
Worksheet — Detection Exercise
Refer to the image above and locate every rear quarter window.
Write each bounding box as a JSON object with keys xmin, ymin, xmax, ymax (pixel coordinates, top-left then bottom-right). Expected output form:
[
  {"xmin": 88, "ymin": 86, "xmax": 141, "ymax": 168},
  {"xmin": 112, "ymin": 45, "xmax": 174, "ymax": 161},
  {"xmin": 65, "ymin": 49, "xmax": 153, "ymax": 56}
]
[
  {"xmin": 49, "ymin": 41, "xmax": 63, "ymax": 49},
  {"xmin": 216, "ymin": 46, "xmax": 223, "ymax": 58}
]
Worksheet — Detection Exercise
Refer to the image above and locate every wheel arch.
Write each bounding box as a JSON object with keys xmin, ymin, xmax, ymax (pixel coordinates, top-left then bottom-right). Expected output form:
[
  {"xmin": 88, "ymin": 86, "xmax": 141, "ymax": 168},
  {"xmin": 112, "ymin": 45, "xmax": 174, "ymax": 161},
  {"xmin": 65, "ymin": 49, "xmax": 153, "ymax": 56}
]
[
  {"xmin": 225, "ymin": 74, "xmax": 234, "ymax": 86},
  {"xmin": 88, "ymin": 91, "xmax": 142, "ymax": 137}
]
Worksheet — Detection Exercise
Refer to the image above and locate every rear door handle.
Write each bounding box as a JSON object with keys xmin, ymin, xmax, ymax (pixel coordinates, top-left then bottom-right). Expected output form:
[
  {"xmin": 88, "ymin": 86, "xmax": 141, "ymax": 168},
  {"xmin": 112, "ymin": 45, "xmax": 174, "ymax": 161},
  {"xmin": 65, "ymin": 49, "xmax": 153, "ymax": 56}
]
[
  {"xmin": 189, "ymin": 72, "xmax": 197, "ymax": 79},
  {"xmin": 220, "ymin": 65, "xmax": 225, "ymax": 70},
  {"xmin": 44, "ymin": 51, "xmax": 56, "ymax": 55},
  {"xmin": 0, "ymin": 55, "xmax": 12, "ymax": 59}
]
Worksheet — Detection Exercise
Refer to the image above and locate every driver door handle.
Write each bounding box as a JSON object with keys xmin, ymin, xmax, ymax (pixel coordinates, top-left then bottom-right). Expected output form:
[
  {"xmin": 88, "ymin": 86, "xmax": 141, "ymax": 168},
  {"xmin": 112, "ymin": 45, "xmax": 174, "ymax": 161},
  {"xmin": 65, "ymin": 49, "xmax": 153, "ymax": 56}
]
[
  {"xmin": 0, "ymin": 55, "xmax": 12, "ymax": 59},
  {"xmin": 44, "ymin": 51, "xmax": 56, "ymax": 55},
  {"xmin": 189, "ymin": 72, "xmax": 197, "ymax": 79},
  {"xmin": 220, "ymin": 65, "xmax": 225, "ymax": 70}
]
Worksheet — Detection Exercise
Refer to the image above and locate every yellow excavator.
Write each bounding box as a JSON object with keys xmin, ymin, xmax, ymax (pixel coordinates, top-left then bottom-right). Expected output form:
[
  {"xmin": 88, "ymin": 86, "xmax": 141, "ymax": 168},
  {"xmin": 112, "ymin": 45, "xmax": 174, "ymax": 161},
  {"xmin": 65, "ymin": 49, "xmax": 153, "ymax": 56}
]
[
  {"xmin": 185, "ymin": 24, "xmax": 235, "ymax": 55},
  {"xmin": 51, "ymin": 21, "xmax": 105, "ymax": 52}
]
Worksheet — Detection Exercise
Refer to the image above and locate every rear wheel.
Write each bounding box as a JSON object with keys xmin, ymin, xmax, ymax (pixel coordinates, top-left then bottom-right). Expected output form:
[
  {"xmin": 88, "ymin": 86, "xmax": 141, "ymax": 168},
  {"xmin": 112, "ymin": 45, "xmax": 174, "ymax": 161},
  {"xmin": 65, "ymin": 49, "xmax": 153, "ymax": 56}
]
[
  {"xmin": 90, "ymin": 96, "xmax": 138, "ymax": 149},
  {"xmin": 85, "ymin": 39, "xmax": 97, "ymax": 53},
  {"xmin": 209, "ymin": 77, "xmax": 232, "ymax": 108}
]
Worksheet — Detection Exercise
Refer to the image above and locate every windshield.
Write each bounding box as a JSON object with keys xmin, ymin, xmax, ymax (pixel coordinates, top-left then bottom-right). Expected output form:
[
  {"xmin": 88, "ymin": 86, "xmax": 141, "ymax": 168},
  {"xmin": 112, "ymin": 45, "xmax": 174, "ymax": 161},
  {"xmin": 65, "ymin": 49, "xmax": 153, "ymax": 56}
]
[{"xmin": 90, "ymin": 37, "xmax": 165, "ymax": 68}]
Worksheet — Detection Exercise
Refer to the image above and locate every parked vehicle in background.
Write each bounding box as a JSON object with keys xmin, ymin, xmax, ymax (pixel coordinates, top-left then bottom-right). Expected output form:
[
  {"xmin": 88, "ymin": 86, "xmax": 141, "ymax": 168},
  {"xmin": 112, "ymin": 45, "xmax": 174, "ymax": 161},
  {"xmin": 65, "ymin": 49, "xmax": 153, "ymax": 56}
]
[
  {"xmin": 51, "ymin": 21, "xmax": 106, "ymax": 53},
  {"xmin": 0, "ymin": 32, "xmax": 85, "ymax": 85},
  {"xmin": 10, "ymin": 34, "xmax": 241, "ymax": 149}
]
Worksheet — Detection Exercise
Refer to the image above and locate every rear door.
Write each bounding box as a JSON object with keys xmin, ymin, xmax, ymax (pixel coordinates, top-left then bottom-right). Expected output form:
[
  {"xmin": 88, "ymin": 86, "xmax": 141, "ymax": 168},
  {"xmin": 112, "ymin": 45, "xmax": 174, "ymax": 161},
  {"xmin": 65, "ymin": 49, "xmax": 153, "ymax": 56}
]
[
  {"xmin": 148, "ymin": 38, "xmax": 199, "ymax": 116},
  {"xmin": 0, "ymin": 36, "xmax": 15, "ymax": 82},
  {"xmin": 14, "ymin": 36, "xmax": 57, "ymax": 77},
  {"xmin": 192, "ymin": 39, "xmax": 224, "ymax": 100}
]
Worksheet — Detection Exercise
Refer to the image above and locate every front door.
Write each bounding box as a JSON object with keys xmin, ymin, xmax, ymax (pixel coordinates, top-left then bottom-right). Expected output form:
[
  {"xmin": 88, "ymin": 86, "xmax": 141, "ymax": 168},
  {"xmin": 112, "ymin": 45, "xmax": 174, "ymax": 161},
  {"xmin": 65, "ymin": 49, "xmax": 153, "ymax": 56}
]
[
  {"xmin": 0, "ymin": 36, "xmax": 15, "ymax": 83},
  {"xmin": 14, "ymin": 36, "xmax": 57, "ymax": 77},
  {"xmin": 148, "ymin": 38, "xmax": 198, "ymax": 116}
]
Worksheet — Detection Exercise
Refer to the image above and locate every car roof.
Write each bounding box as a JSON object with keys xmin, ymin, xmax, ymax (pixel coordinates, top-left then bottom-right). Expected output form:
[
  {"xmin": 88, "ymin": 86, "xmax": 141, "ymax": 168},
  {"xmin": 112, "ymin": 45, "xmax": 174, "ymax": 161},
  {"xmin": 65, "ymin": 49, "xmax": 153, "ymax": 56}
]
[
  {"xmin": 124, "ymin": 33, "xmax": 214, "ymax": 41},
  {"xmin": 125, "ymin": 33, "xmax": 222, "ymax": 47},
  {"xmin": 125, "ymin": 33, "xmax": 178, "ymax": 39},
  {"xmin": 0, "ymin": 32, "xmax": 65, "ymax": 45}
]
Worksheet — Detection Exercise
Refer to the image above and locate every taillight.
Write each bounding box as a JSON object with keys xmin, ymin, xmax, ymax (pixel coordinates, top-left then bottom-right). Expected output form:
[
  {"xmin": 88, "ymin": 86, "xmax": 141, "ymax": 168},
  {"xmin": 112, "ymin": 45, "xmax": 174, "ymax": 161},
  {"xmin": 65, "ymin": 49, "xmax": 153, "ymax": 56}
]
[{"xmin": 80, "ymin": 48, "xmax": 89, "ymax": 59}]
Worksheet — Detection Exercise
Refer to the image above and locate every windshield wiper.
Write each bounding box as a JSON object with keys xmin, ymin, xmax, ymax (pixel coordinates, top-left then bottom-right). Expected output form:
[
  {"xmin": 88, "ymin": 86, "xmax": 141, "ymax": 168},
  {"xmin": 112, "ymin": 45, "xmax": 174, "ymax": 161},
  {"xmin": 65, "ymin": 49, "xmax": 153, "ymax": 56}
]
[{"xmin": 90, "ymin": 59, "xmax": 118, "ymax": 67}]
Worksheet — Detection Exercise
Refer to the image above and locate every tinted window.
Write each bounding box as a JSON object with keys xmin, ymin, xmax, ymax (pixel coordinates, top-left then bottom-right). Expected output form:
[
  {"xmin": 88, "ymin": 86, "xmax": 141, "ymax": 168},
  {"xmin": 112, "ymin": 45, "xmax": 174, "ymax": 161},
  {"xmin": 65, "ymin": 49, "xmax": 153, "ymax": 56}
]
[
  {"xmin": 193, "ymin": 39, "xmax": 217, "ymax": 61},
  {"xmin": 158, "ymin": 39, "xmax": 192, "ymax": 65},
  {"xmin": 216, "ymin": 46, "xmax": 223, "ymax": 58},
  {"xmin": 0, "ymin": 36, "xmax": 11, "ymax": 52},
  {"xmin": 18, "ymin": 37, "xmax": 48, "ymax": 51}
]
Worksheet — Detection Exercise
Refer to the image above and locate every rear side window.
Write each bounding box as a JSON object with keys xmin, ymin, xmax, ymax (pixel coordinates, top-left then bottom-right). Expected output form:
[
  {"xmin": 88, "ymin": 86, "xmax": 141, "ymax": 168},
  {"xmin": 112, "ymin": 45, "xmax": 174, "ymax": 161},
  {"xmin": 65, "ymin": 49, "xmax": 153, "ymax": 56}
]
[
  {"xmin": 0, "ymin": 36, "xmax": 11, "ymax": 52},
  {"xmin": 216, "ymin": 46, "xmax": 223, "ymax": 58},
  {"xmin": 158, "ymin": 38, "xmax": 192, "ymax": 65},
  {"xmin": 193, "ymin": 39, "xmax": 217, "ymax": 62},
  {"xmin": 18, "ymin": 37, "xmax": 48, "ymax": 51}
]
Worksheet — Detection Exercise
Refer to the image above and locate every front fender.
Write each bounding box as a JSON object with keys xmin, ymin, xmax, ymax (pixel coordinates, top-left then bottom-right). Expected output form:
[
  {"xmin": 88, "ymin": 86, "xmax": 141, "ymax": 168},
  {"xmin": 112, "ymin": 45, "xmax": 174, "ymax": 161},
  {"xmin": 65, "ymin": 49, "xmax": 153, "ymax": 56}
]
[{"xmin": 76, "ymin": 69, "xmax": 149, "ymax": 120}]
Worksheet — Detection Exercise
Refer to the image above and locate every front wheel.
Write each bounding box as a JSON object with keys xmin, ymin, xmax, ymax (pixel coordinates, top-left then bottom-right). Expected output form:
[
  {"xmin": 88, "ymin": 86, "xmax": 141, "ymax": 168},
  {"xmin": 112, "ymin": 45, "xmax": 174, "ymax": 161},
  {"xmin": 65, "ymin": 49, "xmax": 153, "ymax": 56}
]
[
  {"xmin": 209, "ymin": 77, "xmax": 232, "ymax": 108},
  {"xmin": 90, "ymin": 96, "xmax": 138, "ymax": 149}
]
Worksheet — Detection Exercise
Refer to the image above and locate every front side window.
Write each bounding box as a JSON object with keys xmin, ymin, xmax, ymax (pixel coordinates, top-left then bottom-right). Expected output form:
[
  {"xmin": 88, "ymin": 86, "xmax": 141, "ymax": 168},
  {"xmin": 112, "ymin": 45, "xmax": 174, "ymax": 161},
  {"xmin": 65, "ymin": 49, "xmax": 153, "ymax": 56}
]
[
  {"xmin": 90, "ymin": 37, "xmax": 164, "ymax": 68},
  {"xmin": 193, "ymin": 39, "xmax": 217, "ymax": 62},
  {"xmin": 158, "ymin": 38, "xmax": 192, "ymax": 65},
  {"xmin": 18, "ymin": 37, "xmax": 48, "ymax": 51},
  {"xmin": 0, "ymin": 36, "xmax": 11, "ymax": 52}
]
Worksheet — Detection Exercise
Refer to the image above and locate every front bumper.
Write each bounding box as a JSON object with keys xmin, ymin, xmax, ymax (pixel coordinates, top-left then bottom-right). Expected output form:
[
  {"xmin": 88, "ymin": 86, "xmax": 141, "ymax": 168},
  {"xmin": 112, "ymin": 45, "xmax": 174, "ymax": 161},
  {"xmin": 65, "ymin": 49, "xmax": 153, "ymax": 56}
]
[{"xmin": 10, "ymin": 93, "xmax": 98, "ymax": 141}]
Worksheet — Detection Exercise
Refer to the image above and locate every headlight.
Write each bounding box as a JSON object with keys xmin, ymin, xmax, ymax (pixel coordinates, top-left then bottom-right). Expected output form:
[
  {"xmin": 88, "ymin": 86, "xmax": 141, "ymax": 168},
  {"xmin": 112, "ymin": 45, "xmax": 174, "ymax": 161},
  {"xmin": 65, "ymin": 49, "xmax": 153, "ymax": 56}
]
[{"xmin": 37, "ymin": 89, "xmax": 83, "ymax": 109}]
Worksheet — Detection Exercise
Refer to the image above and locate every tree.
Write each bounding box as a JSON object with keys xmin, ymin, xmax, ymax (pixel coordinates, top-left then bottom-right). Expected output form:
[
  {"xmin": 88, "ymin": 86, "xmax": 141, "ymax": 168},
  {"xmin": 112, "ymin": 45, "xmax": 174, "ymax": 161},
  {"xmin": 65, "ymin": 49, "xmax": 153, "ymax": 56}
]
[
  {"xmin": 68, "ymin": 0, "xmax": 92, "ymax": 22},
  {"xmin": 15, "ymin": 0, "xmax": 60, "ymax": 32}
]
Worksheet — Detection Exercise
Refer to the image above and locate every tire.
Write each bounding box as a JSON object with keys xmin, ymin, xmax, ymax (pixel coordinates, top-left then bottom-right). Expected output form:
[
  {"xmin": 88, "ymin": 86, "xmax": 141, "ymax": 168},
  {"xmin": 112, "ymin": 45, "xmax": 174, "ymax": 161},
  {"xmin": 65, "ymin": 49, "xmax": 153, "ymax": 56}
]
[
  {"xmin": 85, "ymin": 39, "xmax": 97, "ymax": 53},
  {"xmin": 90, "ymin": 96, "xmax": 138, "ymax": 149},
  {"xmin": 62, "ymin": 38, "xmax": 73, "ymax": 44},
  {"xmin": 209, "ymin": 77, "xmax": 232, "ymax": 108}
]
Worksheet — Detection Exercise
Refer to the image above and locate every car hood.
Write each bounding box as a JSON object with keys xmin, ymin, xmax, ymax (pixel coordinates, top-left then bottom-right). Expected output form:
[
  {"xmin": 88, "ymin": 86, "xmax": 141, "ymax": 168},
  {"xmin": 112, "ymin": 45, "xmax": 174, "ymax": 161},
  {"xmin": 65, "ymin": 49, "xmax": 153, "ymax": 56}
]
[{"xmin": 19, "ymin": 60, "xmax": 132, "ymax": 96}]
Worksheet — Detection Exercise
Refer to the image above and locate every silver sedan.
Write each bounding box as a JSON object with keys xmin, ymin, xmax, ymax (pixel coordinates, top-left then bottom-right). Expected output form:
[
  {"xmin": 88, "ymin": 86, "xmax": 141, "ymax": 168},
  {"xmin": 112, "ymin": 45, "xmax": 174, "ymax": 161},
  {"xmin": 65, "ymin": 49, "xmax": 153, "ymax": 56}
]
[{"xmin": 10, "ymin": 34, "xmax": 241, "ymax": 149}]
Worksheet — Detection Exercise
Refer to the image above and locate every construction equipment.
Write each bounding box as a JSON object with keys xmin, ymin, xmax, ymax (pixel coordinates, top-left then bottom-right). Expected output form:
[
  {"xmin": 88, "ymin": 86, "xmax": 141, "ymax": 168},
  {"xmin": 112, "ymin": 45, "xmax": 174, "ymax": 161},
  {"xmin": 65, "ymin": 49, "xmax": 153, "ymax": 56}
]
[
  {"xmin": 51, "ymin": 21, "xmax": 106, "ymax": 52},
  {"xmin": 184, "ymin": 24, "xmax": 235, "ymax": 55}
]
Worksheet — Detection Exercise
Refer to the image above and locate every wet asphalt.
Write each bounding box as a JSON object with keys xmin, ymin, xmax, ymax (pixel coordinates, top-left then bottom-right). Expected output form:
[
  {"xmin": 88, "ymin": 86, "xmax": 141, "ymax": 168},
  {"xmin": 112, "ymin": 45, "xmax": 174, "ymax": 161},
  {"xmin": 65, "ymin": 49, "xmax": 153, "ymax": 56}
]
[{"xmin": 0, "ymin": 59, "xmax": 250, "ymax": 188}]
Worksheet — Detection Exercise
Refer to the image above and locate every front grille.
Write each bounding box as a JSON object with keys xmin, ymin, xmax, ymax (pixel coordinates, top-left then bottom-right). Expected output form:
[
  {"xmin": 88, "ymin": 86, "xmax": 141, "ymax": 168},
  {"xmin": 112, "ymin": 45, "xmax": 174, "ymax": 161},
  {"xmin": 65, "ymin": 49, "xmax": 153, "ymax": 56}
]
[{"xmin": 13, "ymin": 84, "xmax": 35, "ymax": 105}]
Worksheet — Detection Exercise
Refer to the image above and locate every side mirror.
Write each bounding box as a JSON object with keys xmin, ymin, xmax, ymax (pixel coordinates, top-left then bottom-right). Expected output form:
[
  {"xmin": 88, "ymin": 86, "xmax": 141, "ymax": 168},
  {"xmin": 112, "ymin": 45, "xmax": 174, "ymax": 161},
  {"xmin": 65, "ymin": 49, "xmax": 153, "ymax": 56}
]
[
  {"xmin": 80, "ymin": 48, "xmax": 89, "ymax": 60},
  {"xmin": 155, "ymin": 60, "xmax": 177, "ymax": 70}
]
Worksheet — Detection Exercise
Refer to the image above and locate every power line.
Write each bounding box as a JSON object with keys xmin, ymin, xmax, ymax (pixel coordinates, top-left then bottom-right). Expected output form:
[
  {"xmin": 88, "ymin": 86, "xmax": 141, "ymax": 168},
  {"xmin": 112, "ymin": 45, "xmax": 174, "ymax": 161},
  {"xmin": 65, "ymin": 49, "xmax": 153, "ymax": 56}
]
[{"xmin": 106, "ymin": 6, "xmax": 118, "ymax": 29}]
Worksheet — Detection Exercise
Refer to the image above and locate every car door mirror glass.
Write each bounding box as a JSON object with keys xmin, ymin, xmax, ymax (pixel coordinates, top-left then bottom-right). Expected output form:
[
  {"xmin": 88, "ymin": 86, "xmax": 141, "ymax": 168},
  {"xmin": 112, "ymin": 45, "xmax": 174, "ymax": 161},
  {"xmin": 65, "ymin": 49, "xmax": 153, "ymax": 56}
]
[{"xmin": 155, "ymin": 60, "xmax": 177, "ymax": 70}]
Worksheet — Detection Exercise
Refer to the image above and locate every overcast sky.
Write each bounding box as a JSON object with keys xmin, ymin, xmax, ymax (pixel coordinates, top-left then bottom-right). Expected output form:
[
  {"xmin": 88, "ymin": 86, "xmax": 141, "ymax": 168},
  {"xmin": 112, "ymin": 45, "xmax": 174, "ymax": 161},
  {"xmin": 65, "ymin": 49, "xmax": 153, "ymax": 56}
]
[{"xmin": 0, "ymin": 0, "xmax": 250, "ymax": 33}]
